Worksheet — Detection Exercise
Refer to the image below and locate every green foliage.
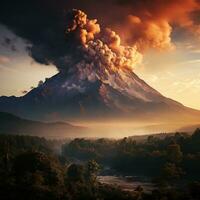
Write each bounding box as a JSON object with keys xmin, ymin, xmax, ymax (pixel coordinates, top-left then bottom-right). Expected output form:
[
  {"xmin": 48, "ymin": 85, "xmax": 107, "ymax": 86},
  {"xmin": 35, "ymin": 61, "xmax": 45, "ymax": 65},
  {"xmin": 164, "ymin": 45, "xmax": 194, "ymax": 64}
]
[
  {"xmin": 85, "ymin": 160, "xmax": 100, "ymax": 183},
  {"xmin": 67, "ymin": 163, "xmax": 84, "ymax": 182}
]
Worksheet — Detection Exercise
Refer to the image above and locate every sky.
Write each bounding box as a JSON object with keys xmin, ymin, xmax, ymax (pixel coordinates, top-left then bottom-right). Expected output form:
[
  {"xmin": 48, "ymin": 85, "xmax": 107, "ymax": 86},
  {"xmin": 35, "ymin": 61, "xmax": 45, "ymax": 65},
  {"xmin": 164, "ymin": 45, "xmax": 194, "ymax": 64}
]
[
  {"xmin": 0, "ymin": 0, "xmax": 200, "ymax": 109},
  {"xmin": 0, "ymin": 25, "xmax": 57, "ymax": 96}
]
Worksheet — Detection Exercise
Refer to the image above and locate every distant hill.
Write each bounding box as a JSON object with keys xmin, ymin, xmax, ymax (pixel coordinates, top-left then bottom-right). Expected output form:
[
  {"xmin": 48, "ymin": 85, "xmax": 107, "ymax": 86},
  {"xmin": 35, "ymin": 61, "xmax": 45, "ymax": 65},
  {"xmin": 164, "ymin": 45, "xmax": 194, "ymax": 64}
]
[{"xmin": 0, "ymin": 112, "xmax": 87, "ymax": 139}]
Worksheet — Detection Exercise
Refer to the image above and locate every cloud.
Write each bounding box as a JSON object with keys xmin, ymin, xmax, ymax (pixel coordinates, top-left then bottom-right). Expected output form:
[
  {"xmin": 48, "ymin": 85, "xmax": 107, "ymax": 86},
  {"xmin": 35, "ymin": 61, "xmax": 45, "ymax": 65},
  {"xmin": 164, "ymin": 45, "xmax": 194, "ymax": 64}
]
[
  {"xmin": 1, "ymin": 37, "xmax": 17, "ymax": 52},
  {"xmin": 0, "ymin": 0, "xmax": 200, "ymax": 70},
  {"xmin": 65, "ymin": 9, "xmax": 100, "ymax": 45},
  {"xmin": 62, "ymin": 0, "xmax": 200, "ymax": 52},
  {"xmin": 63, "ymin": 9, "xmax": 141, "ymax": 72},
  {"xmin": 63, "ymin": 9, "xmax": 142, "ymax": 75},
  {"xmin": 0, "ymin": 0, "xmax": 70, "ymax": 71},
  {"xmin": 124, "ymin": 16, "xmax": 174, "ymax": 51},
  {"xmin": 114, "ymin": 0, "xmax": 200, "ymax": 51},
  {"xmin": 180, "ymin": 59, "xmax": 200, "ymax": 64}
]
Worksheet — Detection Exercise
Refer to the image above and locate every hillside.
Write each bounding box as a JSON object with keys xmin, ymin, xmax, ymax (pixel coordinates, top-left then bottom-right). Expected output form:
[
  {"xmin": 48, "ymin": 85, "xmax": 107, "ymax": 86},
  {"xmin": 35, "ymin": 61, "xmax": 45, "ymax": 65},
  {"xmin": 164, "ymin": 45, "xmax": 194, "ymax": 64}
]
[{"xmin": 0, "ymin": 112, "xmax": 86, "ymax": 139}]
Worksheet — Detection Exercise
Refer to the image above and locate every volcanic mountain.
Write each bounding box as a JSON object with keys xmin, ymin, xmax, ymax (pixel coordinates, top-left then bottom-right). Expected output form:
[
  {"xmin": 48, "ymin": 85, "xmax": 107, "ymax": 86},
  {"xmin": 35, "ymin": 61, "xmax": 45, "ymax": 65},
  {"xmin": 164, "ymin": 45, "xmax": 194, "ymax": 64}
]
[
  {"xmin": 0, "ymin": 66, "xmax": 199, "ymax": 123},
  {"xmin": 0, "ymin": 9, "xmax": 199, "ymax": 124}
]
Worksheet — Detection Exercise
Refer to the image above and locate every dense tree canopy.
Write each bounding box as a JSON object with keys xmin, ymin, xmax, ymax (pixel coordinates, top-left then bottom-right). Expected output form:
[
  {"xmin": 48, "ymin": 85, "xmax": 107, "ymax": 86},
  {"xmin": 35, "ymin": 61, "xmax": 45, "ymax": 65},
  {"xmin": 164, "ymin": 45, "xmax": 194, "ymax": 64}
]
[{"xmin": 1, "ymin": 129, "xmax": 200, "ymax": 200}]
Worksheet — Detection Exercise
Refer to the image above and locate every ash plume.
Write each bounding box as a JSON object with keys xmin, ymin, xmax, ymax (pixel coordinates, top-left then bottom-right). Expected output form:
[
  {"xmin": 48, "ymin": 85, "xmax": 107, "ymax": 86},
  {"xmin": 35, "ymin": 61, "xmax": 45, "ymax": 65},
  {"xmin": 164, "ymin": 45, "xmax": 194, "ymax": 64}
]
[
  {"xmin": 0, "ymin": 0, "xmax": 200, "ymax": 71},
  {"xmin": 70, "ymin": 0, "xmax": 200, "ymax": 52},
  {"xmin": 63, "ymin": 9, "xmax": 143, "ymax": 92},
  {"xmin": 120, "ymin": 0, "xmax": 200, "ymax": 52},
  {"xmin": 65, "ymin": 9, "xmax": 100, "ymax": 45}
]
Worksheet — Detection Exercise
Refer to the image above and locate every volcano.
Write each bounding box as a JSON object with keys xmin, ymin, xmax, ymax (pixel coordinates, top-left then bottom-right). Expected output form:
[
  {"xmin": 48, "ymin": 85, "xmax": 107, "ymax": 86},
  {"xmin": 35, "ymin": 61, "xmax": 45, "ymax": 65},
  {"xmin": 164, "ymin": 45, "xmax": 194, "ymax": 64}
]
[
  {"xmin": 0, "ymin": 65, "xmax": 199, "ymax": 123},
  {"xmin": 0, "ymin": 9, "xmax": 199, "ymax": 124}
]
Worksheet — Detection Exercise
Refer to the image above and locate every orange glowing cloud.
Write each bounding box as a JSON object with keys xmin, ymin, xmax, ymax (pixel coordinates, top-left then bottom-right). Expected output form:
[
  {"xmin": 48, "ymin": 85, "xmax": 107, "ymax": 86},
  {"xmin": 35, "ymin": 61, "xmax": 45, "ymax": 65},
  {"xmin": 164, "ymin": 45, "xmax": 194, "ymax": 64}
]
[
  {"xmin": 66, "ymin": 9, "xmax": 100, "ymax": 45},
  {"xmin": 69, "ymin": 0, "xmax": 200, "ymax": 52},
  {"xmin": 116, "ymin": 0, "xmax": 200, "ymax": 52},
  {"xmin": 125, "ymin": 16, "xmax": 174, "ymax": 52}
]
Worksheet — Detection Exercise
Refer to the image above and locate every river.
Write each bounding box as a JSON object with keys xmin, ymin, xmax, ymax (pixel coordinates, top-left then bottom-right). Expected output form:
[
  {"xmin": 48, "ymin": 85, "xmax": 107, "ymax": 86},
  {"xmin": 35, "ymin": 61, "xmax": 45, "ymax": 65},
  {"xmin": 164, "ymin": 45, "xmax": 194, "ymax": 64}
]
[{"xmin": 98, "ymin": 175, "xmax": 155, "ymax": 192}]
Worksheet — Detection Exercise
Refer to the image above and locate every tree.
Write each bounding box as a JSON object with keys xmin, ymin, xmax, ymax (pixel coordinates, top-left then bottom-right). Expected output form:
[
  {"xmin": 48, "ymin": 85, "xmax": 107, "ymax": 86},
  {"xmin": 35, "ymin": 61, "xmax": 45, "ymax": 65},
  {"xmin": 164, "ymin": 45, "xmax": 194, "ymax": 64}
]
[
  {"xmin": 192, "ymin": 128, "xmax": 200, "ymax": 140},
  {"xmin": 188, "ymin": 181, "xmax": 200, "ymax": 199},
  {"xmin": 161, "ymin": 162, "xmax": 184, "ymax": 183},
  {"xmin": 147, "ymin": 135, "xmax": 154, "ymax": 144},
  {"xmin": 66, "ymin": 163, "xmax": 84, "ymax": 182},
  {"xmin": 12, "ymin": 151, "xmax": 64, "ymax": 186},
  {"xmin": 85, "ymin": 160, "xmax": 100, "ymax": 183},
  {"xmin": 167, "ymin": 143, "xmax": 183, "ymax": 163}
]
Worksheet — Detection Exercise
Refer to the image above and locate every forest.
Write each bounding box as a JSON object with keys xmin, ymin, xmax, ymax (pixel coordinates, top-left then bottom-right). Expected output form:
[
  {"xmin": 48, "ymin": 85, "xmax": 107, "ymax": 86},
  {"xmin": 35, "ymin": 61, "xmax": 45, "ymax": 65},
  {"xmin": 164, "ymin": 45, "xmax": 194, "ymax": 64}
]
[{"xmin": 1, "ymin": 130, "xmax": 200, "ymax": 200}]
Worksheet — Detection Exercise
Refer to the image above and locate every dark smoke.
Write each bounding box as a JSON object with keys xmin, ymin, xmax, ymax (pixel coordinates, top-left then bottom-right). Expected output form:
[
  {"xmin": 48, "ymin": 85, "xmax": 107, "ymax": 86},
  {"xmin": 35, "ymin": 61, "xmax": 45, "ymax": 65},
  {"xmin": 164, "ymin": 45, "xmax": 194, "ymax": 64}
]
[
  {"xmin": 0, "ymin": 0, "xmax": 200, "ymax": 71},
  {"xmin": 0, "ymin": 0, "xmax": 75, "ymax": 71}
]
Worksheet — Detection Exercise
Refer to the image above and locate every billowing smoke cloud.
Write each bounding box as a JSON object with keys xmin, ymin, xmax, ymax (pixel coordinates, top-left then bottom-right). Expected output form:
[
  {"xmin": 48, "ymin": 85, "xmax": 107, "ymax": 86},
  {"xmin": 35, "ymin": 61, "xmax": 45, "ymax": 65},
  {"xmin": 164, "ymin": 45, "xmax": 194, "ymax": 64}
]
[
  {"xmin": 124, "ymin": 16, "xmax": 174, "ymax": 51},
  {"xmin": 64, "ymin": 9, "xmax": 142, "ymax": 80},
  {"xmin": 0, "ymin": 0, "xmax": 72, "ymax": 71},
  {"xmin": 59, "ymin": 9, "xmax": 145, "ymax": 100},
  {"xmin": 119, "ymin": 0, "xmax": 200, "ymax": 51},
  {"xmin": 65, "ymin": 9, "xmax": 100, "ymax": 45},
  {"xmin": 0, "ymin": 0, "xmax": 200, "ymax": 71},
  {"xmin": 66, "ymin": 0, "xmax": 200, "ymax": 52}
]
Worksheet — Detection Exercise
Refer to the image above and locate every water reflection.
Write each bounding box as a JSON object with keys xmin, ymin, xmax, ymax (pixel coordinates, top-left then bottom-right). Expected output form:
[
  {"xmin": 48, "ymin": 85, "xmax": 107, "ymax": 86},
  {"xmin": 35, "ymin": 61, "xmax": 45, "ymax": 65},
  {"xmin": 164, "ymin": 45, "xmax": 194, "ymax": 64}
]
[{"xmin": 98, "ymin": 175, "xmax": 155, "ymax": 192}]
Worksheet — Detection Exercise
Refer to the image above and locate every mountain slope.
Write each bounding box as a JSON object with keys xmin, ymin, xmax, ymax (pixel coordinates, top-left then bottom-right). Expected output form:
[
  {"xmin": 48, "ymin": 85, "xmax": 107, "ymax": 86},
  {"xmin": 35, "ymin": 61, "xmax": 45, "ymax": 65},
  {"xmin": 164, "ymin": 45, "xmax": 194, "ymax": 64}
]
[
  {"xmin": 0, "ymin": 112, "xmax": 86, "ymax": 138},
  {"xmin": 0, "ymin": 69, "xmax": 199, "ymax": 123}
]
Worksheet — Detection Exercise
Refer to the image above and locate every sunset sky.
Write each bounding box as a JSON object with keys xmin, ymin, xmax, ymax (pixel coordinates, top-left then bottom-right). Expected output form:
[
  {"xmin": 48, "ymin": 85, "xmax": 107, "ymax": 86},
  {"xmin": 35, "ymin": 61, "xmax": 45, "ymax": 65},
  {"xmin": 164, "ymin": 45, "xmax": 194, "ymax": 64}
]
[{"xmin": 0, "ymin": 0, "xmax": 200, "ymax": 109}]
